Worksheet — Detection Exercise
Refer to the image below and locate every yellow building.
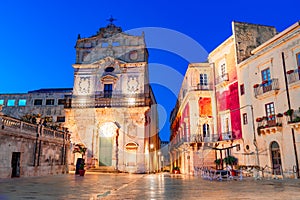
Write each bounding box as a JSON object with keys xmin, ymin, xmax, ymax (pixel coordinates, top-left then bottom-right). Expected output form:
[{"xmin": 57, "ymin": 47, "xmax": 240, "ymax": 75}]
[
  {"xmin": 64, "ymin": 21, "xmax": 160, "ymax": 173},
  {"xmin": 169, "ymin": 63, "xmax": 215, "ymax": 174}
]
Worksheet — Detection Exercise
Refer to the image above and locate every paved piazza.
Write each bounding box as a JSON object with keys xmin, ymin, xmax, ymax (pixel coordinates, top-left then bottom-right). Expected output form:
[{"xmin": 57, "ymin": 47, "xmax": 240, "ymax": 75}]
[{"xmin": 1, "ymin": 173, "xmax": 300, "ymax": 200}]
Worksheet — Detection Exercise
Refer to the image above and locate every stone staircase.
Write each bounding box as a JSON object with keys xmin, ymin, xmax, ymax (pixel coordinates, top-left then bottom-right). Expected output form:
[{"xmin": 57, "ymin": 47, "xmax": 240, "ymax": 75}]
[{"xmin": 87, "ymin": 166, "xmax": 120, "ymax": 173}]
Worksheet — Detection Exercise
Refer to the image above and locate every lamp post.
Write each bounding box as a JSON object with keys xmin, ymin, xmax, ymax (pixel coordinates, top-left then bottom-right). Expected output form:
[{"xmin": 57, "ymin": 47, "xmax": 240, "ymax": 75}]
[
  {"xmin": 149, "ymin": 143, "xmax": 154, "ymax": 173},
  {"xmin": 158, "ymin": 151, "xmax": 161, "ymax": 172}
]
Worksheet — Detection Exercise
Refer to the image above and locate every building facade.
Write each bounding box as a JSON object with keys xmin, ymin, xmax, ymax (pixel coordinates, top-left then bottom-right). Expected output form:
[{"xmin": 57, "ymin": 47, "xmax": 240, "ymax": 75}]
[
  {"xmin": 0, "ymin": 106, "xmax": 70, "ymax": 178},
  {"xmin": 0, "ymin": 88, "xmax": 72, "ymax": 127},
  {"xmin": 64, "ymin": 21, "xmax": 159, "ymax": 173},
  {"xmin": 170, "ymin": 21, "xmax": 282, "ymax": 175},
  {"xmin": 169, "ymin": 63, "xmax": 215, "ymax": 174},
  {"xmin": 238, "ymin": 21, "xmax": 300, "ymax": 177}
]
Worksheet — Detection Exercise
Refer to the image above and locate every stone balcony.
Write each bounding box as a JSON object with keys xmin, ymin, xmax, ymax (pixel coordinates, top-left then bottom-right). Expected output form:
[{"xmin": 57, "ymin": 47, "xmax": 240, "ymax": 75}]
[
  {"xmin": 64, "ymin": 92, "xmax": 151, "ymax": 108},
  {"xmin": 287, "ymin": 110, "xmax": 300, "ymax": 130},
  {"xmin": 287, "ymin": 68, "xmax": 300, "ymax": 86},
  {"xmin": 216, "ymin": 73, "xmax": 229, "ymax": 86},
  {"xmin": 253, "ymin": 78, "xmax": 280, "ymax": 99},
  {"xmin": 257, "ymin": 116, "xmax": 283, "ymax": 135}
]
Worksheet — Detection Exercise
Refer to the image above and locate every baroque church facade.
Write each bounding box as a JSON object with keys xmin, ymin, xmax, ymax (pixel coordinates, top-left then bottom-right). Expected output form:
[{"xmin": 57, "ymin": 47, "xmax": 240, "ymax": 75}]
[{"xmin": 64, "ymin": 21, "xmax": 159, "ymax": 173}]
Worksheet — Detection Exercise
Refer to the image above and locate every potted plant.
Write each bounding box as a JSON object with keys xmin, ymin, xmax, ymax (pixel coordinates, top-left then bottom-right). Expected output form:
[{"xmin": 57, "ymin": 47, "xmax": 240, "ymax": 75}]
[
  {"xmin": 78, "ymin": 159, "xmax": 85, "ymax": 176},
  {"xmin": 284, "ymin": 109, "xmax": 294, "ymax": 116},
  {"xmin": 73, "ymin": 143, "xmax": 87, "ymax": 175},
  {"xmin": 173, "ymin": 166, "xmax": 180, "ymax": 174},
  {"xmin": 253, "ymin": 84, "xmax": 259, "ymax": 88},
  {"xmin": 261, "ymin": 80, "xmax": 268, "ymax": 85},
  {"xmin": 214, "ymin": 158, "xmax": 222, "ymax": 165},
  {"xmin": 223, "ymin": 155, "xmax": 238, "ymax": 166},
  {"xmin": 256, "ymin": 117, "xmax": 263, "ymax": 122}
]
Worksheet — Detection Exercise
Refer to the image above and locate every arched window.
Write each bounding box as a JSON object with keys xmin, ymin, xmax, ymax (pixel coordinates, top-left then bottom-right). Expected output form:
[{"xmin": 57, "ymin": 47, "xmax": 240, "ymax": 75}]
[
  {"xmin": 270, "ymin": 141, "xmax": 281, "ymax": 175},
  {"xmin": 203, "ymin": 124, "xmax": 210, "ymax": 137}
]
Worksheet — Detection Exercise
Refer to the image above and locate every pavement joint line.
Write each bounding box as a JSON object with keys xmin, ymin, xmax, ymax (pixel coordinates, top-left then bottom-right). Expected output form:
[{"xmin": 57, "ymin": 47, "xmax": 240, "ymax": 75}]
[{"xmin": 99, "ymin": 174, "xmax": 146, "ymax": 198}]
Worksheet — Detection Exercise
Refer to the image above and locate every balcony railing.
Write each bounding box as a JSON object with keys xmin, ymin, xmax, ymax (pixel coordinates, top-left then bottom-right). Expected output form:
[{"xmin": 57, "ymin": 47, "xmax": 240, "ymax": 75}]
[
  {"xmin": 189, "ymin": 134, "xmax": 202, "ymax": 143},
  {"xmin": 221, "ymin": 131, "xmax": 233, "ymax": 140},
  {"xmin": 253, "ymin": 78, "xmax": 279, "ymax": 98},
  {"xmin": 196, "ymin": 84, "xmax": 213, "ymax": 91},
  {"xmin": 257, "ymin": 115, "xmax": 283, "ymax": 134},
  {"xmin": 0, "ymin": 116, "xmax": 70, "ymax": 141},
  {"xmin": 64, "ymin": 93, "xmax": 151, "ymax": 108},
  {"xmin": 170, "ymin": 133, "xmax": 221, "ymax": 148},
  {"xmin": 287, "ymin": 110, "xmax": 300, "ymax": 124},
  {"xmin": 216, "ymin": 73, "xmax": 229, "ymax": 85},
  {"xmin": 287, "ymin": 69, "xmax": 300, "ymax": 84}
]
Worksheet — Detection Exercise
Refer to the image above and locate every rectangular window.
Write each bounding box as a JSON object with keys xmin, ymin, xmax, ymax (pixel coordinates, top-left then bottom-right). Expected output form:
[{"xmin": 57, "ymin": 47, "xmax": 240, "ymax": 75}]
[
  {"xmin": 102, "ymin": 42, "xmax": 109, "ymax": 47},
  {"xmin": 261, "ymin": 68, "xmax": 271, "ymax": 83},
  {"xmin": 34, "ymin": 99, "xmax": 43, "ymax": 105},
  {"xmin": 225, "ymin": 118, "xmax": 229, "ymax": 132},
  {"xmin": 265, "ymin": 102, "xmax": 275, "ymax": 119},
  {"xmin": 112, "ymin": 42, "xmax": 120, "ymax": 46},
  {"xmin": 7, "ymin": 99, "xmax": 15, "ymax": 106},
  {"xmin": 0, "ymin": 99, "xmax": 4, "ymax": 105},
  {"xmin": 265, "ymin": 102, "xmax": 276, "ymax": 126},
  {"xmin": 104, "ymin": 84, "xmax": 113, "ymax": 98},
  {"xmin": 221, "ymin": 63, "xmax": 226, "ymax": 76},
  {"xmin": 297, "ymin": 53, "xmax": 300, "ymax": 67},
  {"xmin": 243, "ymin": 113, "xmax": 248, "ymax": 125},
  {"xmin": 18, "ymin": 99, "xmax": 26, "ymax": 106},
  {"xmin": 58, "ymin": 99, "xmax": 65, "ymax": 105},
  {"xmin": 200, "ymin": 74, "xmax": 208, "ymax": 85},
  {"xmin": 56, "ymin": 116, "xmax": 65, "ymax": 122},
  {"xmin": 240, "ymin": 84, "xmax": 245, "ymax": 95},
  {"xmin": 46, "ymin": 99, "xmax": 55, "ymax": 105}
]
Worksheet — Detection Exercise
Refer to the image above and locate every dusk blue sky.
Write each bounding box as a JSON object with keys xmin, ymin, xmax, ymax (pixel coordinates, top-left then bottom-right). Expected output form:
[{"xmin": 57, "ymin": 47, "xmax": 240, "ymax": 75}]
[{"xmin": 0, "ymin": 0, "xmax": 299, "ymax": 141}]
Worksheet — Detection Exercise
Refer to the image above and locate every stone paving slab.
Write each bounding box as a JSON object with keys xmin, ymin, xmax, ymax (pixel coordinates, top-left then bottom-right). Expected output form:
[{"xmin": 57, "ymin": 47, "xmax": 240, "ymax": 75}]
[{"xmin": 0, "ymin": 172, "xmax": 300, "ymax": 199}]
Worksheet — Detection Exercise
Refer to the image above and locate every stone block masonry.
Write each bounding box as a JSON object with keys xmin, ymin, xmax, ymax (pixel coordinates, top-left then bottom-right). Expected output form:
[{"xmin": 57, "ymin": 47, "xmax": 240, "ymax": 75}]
[{"xmin": 0, "ymin": 115, "xmax": 71, "ymax": 178}]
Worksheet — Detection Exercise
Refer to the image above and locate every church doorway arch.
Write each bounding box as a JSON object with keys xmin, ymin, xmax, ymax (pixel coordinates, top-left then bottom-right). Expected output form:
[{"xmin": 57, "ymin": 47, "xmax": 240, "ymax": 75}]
[{"xmin": 98, "ymin": 122, "xmax": 118, "ymax": 166}]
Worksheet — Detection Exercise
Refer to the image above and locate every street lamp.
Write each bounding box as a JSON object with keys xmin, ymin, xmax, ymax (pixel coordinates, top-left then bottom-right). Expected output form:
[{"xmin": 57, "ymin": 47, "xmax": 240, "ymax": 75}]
[
  {"xmin": 158, "ymin": 151, "xmax": 161, "ymax": 172},
  {"xmin": 149, "ymin": 144, "xmax": 154, "ymax": 173}
]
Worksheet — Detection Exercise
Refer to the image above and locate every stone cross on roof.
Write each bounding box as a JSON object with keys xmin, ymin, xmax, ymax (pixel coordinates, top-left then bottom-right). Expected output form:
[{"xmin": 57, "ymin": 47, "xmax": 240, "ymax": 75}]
[{"xmin": 107, "ymin": 15, "xmax": 117, "ymax": 24}]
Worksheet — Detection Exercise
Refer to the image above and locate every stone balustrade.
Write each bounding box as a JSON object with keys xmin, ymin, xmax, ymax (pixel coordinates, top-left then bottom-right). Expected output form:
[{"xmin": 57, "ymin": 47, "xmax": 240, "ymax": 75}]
[{"xmin": 0, "ymin": 115, "xmax": 70, "ymax": 141}]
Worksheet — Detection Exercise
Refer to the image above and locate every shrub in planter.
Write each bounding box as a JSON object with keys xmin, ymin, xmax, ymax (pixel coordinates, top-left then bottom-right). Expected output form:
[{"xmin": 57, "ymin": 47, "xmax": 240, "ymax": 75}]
[
  {"xmin": 223, "ymin": 155, "xmax": 238, "ymax": 165},
  {"xmin": 284, "ymin": 109, "xmax": 294, "ymax": 116},
  {"xmin": 214, "ymin": 158, "xmax": 222, "ymax": 165}
]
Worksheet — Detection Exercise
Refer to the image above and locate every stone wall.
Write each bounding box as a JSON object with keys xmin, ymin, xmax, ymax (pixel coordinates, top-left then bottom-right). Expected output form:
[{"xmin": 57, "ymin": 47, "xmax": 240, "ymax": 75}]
[
  {"xmin": 233, "ymin": 21, "xmax": 277, "ymax": 63},
  {"xmin": 0, "ymin": 115, "xmax": 70, "ymax": 178}
]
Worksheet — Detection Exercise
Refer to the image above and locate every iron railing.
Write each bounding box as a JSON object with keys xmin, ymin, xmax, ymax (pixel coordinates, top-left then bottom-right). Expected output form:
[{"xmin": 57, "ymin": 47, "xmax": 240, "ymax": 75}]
[
  {"xmin": 253, "ymin": 78, "xmax": 279, "ymax": 98},
  {"xmin": 287, "ymin": 69, "xmax": 300, "ymax": 84},
  {"xmin": 287, "ymin": 110, "xmax": 300, "ymax": 124},
  {"xmin": 216, "ymin": 73, "xmax": 229, "ymax": 85},
  {"xmin": 257, "ymin": 115, "xmax": 283, "ymax": 129}
]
